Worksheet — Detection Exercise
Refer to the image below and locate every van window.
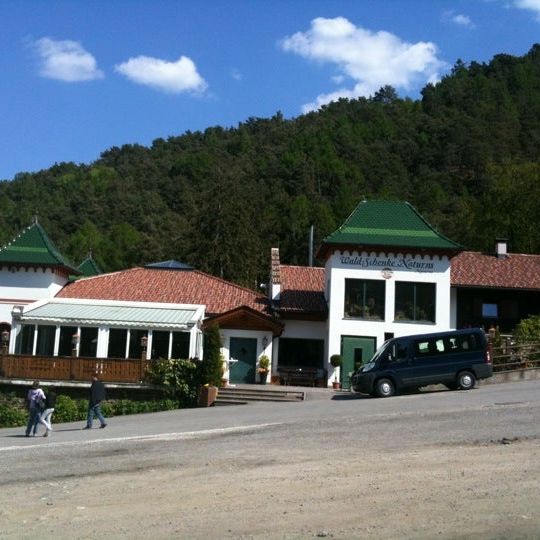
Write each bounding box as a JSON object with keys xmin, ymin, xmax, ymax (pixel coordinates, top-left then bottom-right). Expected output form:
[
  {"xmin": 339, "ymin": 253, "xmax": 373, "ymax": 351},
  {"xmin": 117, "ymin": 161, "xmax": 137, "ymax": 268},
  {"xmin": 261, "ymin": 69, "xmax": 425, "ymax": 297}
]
[
  {"xmin": 435, "ymin": 339, "xmax": 445, "ymax": 352},
  {"xmin": 414, "ymin": 332, "xmax": 484, "ymax": 358},
  {"xmin": 415, "ymin": 340, "xmax": 431, "ymax": 356},
  {"xmin": 387, "ymin": 340, "xmax": 408, "ymax": 362}
]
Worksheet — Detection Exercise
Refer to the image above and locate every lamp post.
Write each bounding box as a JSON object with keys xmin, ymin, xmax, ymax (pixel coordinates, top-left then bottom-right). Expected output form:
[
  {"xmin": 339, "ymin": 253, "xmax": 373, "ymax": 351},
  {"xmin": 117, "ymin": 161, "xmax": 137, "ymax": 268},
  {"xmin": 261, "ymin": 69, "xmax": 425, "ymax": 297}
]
[
  {"xmin": 71, "ymin": 333, "xmax": 79, "ymax": 357},
  {"xmin": 140, "ymin": 335, "xmax": 148, "ymax": 360}
]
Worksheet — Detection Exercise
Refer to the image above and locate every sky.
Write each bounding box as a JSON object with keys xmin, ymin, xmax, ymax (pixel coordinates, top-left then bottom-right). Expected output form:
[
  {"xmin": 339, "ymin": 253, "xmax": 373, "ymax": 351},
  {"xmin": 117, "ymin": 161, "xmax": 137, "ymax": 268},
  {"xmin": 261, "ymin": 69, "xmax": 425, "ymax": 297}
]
[{"xmin": 0, "ymin": 0, "xmax": 539, "ymax": 181}]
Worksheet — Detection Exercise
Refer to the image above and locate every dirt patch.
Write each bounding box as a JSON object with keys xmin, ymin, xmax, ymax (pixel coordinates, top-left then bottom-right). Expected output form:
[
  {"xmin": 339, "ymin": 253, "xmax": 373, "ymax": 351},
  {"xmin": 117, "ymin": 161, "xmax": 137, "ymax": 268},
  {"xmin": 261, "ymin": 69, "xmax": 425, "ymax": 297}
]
[{"xmin": 1, "ymin": 439, "xmax": 539, "ymax": 539}]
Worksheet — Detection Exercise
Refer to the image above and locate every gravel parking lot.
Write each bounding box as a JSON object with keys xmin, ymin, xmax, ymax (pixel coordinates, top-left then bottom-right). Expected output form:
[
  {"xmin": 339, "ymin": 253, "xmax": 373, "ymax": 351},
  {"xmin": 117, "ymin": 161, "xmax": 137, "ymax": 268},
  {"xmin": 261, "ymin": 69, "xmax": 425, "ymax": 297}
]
[{"xmin": 1, "ymin": 381, "xmax": 539, "ymax": 539}]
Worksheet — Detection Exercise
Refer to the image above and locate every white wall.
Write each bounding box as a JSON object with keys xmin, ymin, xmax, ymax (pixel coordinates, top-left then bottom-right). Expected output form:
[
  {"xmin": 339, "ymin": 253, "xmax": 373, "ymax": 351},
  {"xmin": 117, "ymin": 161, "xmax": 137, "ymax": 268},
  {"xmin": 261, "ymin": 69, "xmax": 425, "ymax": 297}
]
[
  {"xmin": 220, "ymin": 328, "xmax": 273, "ymax": 382},
  {"xmin": 0, "ymin": 266, "xmax": 67, "ymax": 324},
  {"xmin": 326, "ymin": 250, "xmax": 453, "ymax": 361}
]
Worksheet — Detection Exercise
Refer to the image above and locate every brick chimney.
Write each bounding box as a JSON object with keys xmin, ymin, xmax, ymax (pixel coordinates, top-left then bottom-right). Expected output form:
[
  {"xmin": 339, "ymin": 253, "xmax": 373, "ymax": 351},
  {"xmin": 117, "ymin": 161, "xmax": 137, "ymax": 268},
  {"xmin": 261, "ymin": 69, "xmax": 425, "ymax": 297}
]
[
  {"xmin": 495, "ymin": 238, "xmax": 508, "ymax": 259},
  {"xmin": 270, "ymin": 248, "xmax": 281, "ymax": 301}
]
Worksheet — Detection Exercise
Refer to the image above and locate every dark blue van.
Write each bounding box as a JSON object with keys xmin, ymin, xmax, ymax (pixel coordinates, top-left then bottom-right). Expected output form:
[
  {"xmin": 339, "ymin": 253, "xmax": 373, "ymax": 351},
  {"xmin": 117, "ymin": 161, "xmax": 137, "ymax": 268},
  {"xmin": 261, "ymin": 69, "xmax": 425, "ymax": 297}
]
[{"xmin": 350, "ymin": 328, "xmax": 492, "ymax": 398}]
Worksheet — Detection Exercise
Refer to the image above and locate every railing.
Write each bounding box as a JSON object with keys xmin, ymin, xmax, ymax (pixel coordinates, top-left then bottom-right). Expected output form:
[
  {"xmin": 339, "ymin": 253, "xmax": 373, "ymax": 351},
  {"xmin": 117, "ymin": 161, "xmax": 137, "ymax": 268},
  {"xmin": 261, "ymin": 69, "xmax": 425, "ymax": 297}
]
[
  {"xmin": 0, "ymin": 354, "xmax": 151, "ymax": 384},
  {"xmin": 491, "ymin": 342, "xmax": 540, "ymax": 372}
]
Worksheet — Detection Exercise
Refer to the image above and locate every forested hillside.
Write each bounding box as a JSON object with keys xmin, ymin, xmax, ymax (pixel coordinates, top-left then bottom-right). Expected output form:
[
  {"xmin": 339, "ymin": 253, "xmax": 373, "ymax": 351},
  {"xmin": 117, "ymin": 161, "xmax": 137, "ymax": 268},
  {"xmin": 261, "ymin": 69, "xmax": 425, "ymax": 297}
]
[{"xmin": 1, "ymin": 45, "xmax": 539, "ymax": 288}]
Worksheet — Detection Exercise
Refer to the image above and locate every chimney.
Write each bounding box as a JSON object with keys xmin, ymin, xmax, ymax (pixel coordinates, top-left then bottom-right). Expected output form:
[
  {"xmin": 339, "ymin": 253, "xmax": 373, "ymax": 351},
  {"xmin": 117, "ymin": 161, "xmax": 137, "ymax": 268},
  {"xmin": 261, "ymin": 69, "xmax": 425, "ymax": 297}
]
[
  {"xmin": 495, "ymin": 238, "xmax": 508, "ymax": 259},
  {"xmin": 270, "ymin": 248, "xmax": 281, "ymax": 301}
]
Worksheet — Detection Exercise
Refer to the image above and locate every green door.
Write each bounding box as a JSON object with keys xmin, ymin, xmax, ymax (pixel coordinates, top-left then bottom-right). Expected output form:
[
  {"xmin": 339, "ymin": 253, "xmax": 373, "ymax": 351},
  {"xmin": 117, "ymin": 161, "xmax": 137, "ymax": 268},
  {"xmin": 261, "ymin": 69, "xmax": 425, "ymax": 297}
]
[
  {"xmin": 341, "ymin": 336, "xmax": 377, "ymax": 389},
  {"xmin": 229, "ymin": 337, "xmax": 258, "ymax": 384}
]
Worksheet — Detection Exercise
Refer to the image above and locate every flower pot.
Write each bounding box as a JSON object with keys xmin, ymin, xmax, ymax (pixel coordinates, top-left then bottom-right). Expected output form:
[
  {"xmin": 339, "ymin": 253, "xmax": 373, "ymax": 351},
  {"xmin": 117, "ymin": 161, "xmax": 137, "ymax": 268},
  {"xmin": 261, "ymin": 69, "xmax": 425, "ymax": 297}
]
[
  {"xmin": 332, "ymin": 381, "xmax": 341, "ymax": 390},
  {"xmin": 198, "ymin": 385, "xmax": 218, "ymax": 407},
  {"xmin": 259, "ymin": 370, "xmax": 268, "ymax": 385}
]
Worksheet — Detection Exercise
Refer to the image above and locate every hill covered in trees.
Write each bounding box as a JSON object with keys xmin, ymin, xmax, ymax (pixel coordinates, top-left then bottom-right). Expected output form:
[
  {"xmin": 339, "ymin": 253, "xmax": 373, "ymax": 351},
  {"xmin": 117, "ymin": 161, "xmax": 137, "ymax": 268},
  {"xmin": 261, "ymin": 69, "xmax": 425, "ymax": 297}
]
[{"xmin": 0, "ymin": 45, "xmax": 539, "ymax": 289}]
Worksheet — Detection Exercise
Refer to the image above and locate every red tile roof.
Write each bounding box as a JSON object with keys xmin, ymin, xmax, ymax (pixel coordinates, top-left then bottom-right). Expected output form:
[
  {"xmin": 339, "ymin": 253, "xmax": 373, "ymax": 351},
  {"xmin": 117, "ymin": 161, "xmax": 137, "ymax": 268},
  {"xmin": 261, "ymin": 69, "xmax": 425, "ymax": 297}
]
[
  {"xmin": 57, "ymin": 267, "xmax": 270, "ymax": 316},
  {"xmin": 451, "ymin": 251, "xmax": 540, "ymax": 290},
  {"xmin": 278, "ymin": 265, "xmax": 327, "ymax": 315}
]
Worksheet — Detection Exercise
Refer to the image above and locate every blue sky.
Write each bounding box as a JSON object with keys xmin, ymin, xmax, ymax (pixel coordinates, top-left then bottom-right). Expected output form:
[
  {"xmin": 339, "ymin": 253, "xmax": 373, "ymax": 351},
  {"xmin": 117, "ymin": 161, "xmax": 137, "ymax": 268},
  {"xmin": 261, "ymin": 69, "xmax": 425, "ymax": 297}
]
[{"xmin": 0, "ymin": 0, "xmax": 539, "ymax": 180}]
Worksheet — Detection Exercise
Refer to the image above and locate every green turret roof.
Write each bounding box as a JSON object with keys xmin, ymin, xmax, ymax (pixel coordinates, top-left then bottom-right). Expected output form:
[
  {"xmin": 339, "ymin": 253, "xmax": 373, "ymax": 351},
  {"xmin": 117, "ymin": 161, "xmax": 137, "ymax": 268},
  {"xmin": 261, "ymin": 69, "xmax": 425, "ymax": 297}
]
[
  {"xmin": 78, "ymin": 254, "xmax": 102, "ymax": 277},
  {"xmin": 0, "ymin": 220, "xmax": 80, "ymax": 274},
  {"xmin": 317, "ymin": 200, "xmax": 462, "ymax": 259}
]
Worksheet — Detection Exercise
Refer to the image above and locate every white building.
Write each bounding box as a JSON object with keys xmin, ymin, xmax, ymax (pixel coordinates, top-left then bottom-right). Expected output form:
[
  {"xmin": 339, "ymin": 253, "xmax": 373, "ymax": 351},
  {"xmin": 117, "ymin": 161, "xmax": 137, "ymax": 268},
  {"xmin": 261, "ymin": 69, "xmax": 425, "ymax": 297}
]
[
  {"xmin": 0, "ymin": 219, "xmax": 79, "ymax": 337},
  {"xmin": 5, "ymin": 200, "xmax": 540, "ymax": 387}
]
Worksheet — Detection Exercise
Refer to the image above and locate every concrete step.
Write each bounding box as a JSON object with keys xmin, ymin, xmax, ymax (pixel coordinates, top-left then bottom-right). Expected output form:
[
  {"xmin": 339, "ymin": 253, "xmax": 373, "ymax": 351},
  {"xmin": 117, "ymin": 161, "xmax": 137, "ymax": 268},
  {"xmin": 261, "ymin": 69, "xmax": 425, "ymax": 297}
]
[{"xmin": 215, "ymin": 386, "xmax": 305, "ymax": 405}]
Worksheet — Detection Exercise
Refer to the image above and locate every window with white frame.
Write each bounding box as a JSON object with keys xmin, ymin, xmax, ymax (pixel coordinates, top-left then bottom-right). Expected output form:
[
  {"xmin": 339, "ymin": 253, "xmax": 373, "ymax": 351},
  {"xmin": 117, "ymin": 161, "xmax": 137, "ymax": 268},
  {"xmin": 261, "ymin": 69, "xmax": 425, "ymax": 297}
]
[
  {"xmin": 344, "ymin": 278, "xmax": 385, "ymax": 320},
  {"xmin": 394, "ymin": 282, "xmax": 436, "ymax": 323}
]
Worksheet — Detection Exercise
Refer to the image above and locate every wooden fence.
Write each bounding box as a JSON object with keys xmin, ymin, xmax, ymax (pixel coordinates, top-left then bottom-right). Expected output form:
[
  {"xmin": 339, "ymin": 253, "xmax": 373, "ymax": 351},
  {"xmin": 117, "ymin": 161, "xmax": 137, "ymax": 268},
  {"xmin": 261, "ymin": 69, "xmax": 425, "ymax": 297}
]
[
  {"xmin": 491, "ymin": 342, "xmax": 540, "ymax": 372},
  {"xmin": 0, "ymin": 354, "xmax": 151, "ymax": 384}
]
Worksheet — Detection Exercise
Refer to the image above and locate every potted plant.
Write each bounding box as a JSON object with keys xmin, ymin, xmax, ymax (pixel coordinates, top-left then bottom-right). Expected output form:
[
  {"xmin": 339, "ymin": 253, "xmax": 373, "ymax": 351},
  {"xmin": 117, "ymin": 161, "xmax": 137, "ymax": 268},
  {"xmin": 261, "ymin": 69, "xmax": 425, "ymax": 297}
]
[
  {"xmin": 330, "ymin": 354, "xmax": 342, "ymax": 390},
  {"xmin": 258, "ymin": 354, "xmax": 270, "ymax": 385}
]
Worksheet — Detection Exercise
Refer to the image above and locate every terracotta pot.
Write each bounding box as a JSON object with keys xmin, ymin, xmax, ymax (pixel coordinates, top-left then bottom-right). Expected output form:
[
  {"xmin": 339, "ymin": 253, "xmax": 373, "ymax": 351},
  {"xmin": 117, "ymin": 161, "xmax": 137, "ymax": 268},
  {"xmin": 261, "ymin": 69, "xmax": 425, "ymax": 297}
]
[
  {"xmin": 332, "ymin": 381, "xmax": 341, "ymax": 390},
  {"xmin": 198, "ymin": 385, "xmax": 218, "ymax": 407}
]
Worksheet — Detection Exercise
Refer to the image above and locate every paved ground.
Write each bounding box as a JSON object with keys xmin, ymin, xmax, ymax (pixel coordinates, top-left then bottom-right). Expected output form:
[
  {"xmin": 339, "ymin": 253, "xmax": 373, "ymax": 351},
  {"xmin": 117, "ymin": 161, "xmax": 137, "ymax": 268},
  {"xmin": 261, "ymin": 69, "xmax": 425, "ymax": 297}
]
[{"xmin": 1, "ymin": 380, "xmax": 539, "ymax": 539}]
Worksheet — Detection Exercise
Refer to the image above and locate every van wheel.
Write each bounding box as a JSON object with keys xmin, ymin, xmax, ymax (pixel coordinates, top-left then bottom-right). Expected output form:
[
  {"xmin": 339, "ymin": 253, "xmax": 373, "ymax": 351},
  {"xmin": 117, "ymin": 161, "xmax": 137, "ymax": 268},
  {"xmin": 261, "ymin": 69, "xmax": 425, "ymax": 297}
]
[
  {"xmin": 457, "ymin": 371, "xmax": 476, "ymax": 390},
  {"xmin": 375, "ymin": 378, "xmax": 395, "ymax": 398}
]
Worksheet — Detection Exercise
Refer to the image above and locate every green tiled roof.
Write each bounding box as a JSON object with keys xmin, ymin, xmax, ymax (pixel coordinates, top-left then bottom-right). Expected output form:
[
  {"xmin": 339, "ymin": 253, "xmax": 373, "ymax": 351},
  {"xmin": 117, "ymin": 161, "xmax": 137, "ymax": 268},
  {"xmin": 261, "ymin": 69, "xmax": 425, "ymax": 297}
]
[
  {"xmin": 78, "ymin": 255, "xmax": 102, "ymax": 277},
  {"xmin": 319, "ymin": 200, "xmax": 462, "ymax": 254},
  {"xmin": 0, "ymin": 221, "xmax": 79, "ymax": 273}
]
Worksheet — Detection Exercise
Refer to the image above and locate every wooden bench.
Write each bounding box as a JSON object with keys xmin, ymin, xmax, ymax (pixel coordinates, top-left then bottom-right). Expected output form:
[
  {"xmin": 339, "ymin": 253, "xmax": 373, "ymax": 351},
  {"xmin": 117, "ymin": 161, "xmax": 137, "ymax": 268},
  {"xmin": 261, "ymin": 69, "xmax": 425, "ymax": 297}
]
[{"xmin": 278, "ymin": 366, "xmax": 327, "ymax": 387}]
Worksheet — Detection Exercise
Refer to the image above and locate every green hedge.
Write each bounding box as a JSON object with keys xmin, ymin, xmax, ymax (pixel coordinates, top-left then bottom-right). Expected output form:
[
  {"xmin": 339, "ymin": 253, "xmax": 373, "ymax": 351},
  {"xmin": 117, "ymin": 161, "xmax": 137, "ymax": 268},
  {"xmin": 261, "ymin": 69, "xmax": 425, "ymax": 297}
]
[{"xmin": 0, "ymin": 392, "xmax": 179, "ymax": 429}]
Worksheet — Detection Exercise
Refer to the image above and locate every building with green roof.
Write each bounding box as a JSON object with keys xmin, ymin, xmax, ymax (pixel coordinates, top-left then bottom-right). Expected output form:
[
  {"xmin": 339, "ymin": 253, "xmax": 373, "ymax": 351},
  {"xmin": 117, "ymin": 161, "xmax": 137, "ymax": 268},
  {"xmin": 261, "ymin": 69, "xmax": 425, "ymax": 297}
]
[
  {"xmin": 0, "ymin": 219, "xmax": 79, "ymax": 329},
  {"xmin": 317, "ymin": 200, "xmax": 461, "ymax": 260},
  {"xmin": 77, "ymin": 253, "xmax": 103, "ymax": 278},
  {"xmin": 318, "ymin": 200, "xmax": 463, "ymax": 387}
]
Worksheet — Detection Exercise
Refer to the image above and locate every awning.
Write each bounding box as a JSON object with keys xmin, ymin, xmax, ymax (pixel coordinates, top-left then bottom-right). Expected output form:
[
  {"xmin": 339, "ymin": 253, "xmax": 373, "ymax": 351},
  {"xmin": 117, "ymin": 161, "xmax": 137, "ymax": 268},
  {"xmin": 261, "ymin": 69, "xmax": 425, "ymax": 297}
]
[{"xmin": 18, "ymin": 301, "xmax": 200, "ymax": 330}]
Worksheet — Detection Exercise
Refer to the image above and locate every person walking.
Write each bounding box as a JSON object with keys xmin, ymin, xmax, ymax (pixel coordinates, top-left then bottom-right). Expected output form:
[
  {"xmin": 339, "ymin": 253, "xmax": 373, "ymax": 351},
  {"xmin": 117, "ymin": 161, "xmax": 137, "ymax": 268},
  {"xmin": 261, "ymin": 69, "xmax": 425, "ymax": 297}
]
[
  {"xmin": 84, "ymin": 375, "xmax": 107, "ymax": 429},
  {"xmin": 38, "ymin": 387, "xmax": 57, "ymax": 437},
  {"xmin": 25, "ymin": 381, "xmax": 45, "ymax": 437}
]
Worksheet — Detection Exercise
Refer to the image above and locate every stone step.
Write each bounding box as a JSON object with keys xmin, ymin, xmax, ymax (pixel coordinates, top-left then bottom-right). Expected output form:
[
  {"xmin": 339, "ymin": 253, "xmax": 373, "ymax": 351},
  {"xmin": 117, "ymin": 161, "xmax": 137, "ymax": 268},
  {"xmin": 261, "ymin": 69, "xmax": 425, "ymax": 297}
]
[{"xmin": 215, "ymin": 386, "xmax": 305, "ymax": 405}]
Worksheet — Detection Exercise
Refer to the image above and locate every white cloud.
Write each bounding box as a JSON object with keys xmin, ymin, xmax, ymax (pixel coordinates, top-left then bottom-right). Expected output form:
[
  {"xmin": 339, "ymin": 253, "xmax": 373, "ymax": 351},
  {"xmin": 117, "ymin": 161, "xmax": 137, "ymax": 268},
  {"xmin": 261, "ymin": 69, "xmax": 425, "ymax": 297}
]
[
  {"xmin": 452, "ymin": 14, "xmax": 475, "ymax": 27},
  {"xmin": 33, "ymin": 37, "xmax": 104, "ymax": 82},
  {"xmin": 115, "ymin": 55, "xmax": 207, "ymax": 94},
  {"xmin": 231, "ymin": 68, "xmax": 243, "ymax": 81},
  {"xmin": 513, "ymin": 0, "xmax": 540, "ymax": 20},
  {"xmin": 280, "ymin": 17, "xmax": 446, "ymax": 112}
]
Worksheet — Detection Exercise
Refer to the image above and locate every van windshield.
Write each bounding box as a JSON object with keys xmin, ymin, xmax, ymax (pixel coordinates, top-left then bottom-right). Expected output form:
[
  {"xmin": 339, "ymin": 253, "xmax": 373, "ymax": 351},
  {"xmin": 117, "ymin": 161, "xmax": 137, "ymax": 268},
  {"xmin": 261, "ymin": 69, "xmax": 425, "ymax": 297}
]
[{"xmin": 369, "ymin": 341, "xmax": 392, "ymax": 364}]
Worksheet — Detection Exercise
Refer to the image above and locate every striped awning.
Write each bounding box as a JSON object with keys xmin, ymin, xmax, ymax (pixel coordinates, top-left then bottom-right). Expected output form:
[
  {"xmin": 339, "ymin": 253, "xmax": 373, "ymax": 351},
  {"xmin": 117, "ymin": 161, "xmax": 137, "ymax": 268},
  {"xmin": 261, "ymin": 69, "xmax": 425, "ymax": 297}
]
[{"xmin": 19, "ymin": 301, "xmax": 199, "ymax": 329}]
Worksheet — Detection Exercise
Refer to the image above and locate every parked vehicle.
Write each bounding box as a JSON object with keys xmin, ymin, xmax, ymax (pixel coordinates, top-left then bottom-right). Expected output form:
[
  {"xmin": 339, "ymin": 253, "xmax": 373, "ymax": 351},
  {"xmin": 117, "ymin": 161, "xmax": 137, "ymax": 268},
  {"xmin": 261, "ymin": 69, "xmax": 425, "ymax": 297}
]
[{"xmin": 350, "ymin": 328, "xmax": 492, "ymax": 398}]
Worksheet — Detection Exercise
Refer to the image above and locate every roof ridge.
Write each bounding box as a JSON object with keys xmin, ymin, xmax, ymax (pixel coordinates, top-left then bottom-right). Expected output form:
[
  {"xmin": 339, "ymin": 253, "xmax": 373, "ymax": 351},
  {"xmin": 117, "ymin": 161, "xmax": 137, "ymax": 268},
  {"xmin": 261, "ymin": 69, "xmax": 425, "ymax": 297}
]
[
  {"xmin": 191, "ymin": 269, "xmax": 264, "ymax": 297},
  {"xmin": 280, "ymin": 264, "xmax": 324, "ymax": 270},
  {"xmin": 404, "ymin": 202, "xmax": 462, "ymax": 249},
  {"xmin": 69, "ymin": 266, "xmax": 139, "ymax": 283}
]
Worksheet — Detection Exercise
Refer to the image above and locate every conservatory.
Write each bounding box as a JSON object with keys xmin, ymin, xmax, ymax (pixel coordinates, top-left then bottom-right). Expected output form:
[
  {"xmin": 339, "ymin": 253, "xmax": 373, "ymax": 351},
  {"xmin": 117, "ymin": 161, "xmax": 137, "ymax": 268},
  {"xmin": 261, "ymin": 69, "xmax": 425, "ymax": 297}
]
[{"xmin": 9, "ymin": 298, "xmax": 205, "ymax": 360}]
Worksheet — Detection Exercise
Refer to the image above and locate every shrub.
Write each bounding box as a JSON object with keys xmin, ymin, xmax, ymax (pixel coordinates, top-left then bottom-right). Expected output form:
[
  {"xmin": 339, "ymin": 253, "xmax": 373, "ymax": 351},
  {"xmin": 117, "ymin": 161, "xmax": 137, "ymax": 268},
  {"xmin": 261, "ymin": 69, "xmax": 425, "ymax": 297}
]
[
  {"xmin": 54, "ymin": 395, "xmax": 84, "ymax": 423},
  {"xmin": 514, "ymin": 315, "xmax": 540, "ymax": 344},
  {"xmin": 0, "ymin": 393, "xmax": 26, "ymax": 427},
  {"xmin": 201, "ymin": 324, "xmax": 224, "ymax": 387},
  {"xmin": 146, "ymin": 358, "xmax": 202, "ymax": 406}
]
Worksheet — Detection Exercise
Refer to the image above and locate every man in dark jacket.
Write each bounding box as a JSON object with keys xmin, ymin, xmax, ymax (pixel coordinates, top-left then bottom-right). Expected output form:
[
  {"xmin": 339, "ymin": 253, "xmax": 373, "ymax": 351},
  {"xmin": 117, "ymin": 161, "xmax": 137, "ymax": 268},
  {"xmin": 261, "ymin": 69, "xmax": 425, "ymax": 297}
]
[{"xmin": 84, "ymin": 375, "xmax": 107, "ymax": 429}]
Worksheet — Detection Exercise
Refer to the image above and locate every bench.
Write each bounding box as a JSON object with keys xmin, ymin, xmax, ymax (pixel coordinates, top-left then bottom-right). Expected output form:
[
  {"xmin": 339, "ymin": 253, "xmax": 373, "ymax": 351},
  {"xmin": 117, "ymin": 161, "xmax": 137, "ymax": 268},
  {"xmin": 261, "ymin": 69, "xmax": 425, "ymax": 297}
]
[{"xmin": 278, "ymin": 366, "xmax": 328, "ymax": 387}]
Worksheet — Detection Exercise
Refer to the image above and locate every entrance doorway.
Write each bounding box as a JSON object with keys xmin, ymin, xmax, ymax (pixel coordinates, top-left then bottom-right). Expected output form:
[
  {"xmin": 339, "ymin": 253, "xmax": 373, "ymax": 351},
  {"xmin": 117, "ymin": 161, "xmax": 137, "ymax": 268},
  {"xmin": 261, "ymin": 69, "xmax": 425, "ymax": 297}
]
[
  {"xmin": 341, "ymin": 336, "xmax": 377, "ymax": 389},
  {"xmin": 229, "ymin": 337, "xmax": 257, "ymax": 384}
]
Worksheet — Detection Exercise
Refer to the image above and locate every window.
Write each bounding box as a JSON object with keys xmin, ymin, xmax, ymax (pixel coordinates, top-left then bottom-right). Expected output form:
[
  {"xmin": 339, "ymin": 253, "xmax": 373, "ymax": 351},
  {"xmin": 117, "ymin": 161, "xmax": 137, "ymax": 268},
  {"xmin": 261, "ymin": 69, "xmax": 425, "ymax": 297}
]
[
  {"xmin": 414, "ymin": 332, "xmax": 483, "ymax": 357},
  {"xmin": 152, "ymin": 330, "xmax": 170, "ymax": 359},
  {"xmin": 395, "ymin": 282, "xmax": 436, "ymax": 323},
  {"xmin": 171, "ymin": 332, "xmax": 190, "ymax": 359},
  {"xmin": 108, "ymin": 329, "xmax": 128, "ymax": 358},
  {"xmin": 386, "ymin": 339, "xmax": 408, "ymax": 362},
  {"xmin": 16, "ymin": 324, "xmax": 35, "ymax": 355},
  {"xmin": 36, "ymin": 325, "xmax": 55, "ymax": 356},
  {"xmin": 482, "ymin": 303, "xmax": 498, "ymax": 318},
  {"xmin": 344, "ymin": 279, "xmax": 385, "ymax": 320},
  {"xmin": 80, "ymin": 327, "xmax": 98, "ymax": 357},
  {"xmin": 58, "ymin": 326, "xmax": 77, "ymax": 356},
  {"xmin": 278, "ymin": 338, "xmax": 324, "ymax": 369},
  {"xmin": 129, "ymin": 329, "xmax": 147, "ymax": 359}
]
